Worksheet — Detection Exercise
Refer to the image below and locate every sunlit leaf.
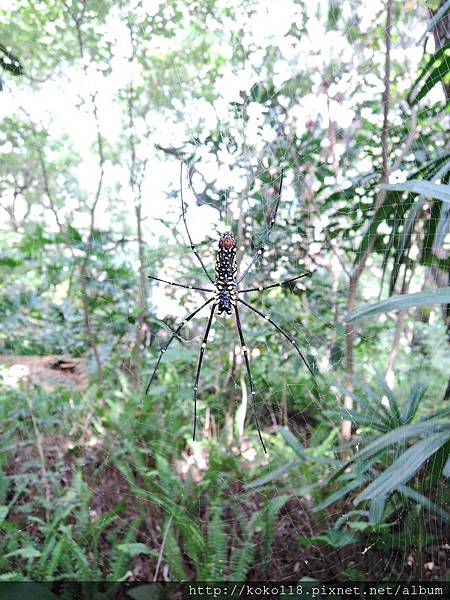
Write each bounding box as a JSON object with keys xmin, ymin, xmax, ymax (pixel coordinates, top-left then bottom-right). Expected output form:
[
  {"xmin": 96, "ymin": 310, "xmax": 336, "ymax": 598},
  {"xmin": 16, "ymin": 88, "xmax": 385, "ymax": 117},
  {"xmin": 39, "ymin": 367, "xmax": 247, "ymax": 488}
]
[
  {"xmin": 408, "ymin": 42, "xmax": 450, "ymax": 105},
  {"xmin": 381, "ymin": 180, "xmax": 450, "ymax": 204},
  {"xmin": 117, "ymin": 543, "xmax": 159, "ymax": 557},
  {"xmin": 346, "ymin": 287, "xmax": 450, "ymax": 322}
]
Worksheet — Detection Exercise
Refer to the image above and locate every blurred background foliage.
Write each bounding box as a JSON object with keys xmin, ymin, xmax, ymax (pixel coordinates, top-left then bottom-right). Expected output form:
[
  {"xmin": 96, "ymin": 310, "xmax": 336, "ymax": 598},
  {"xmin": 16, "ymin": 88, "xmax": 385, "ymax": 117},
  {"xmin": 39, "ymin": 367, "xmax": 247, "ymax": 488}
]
[{"xmin": 0, "ymin": 0, "xmax": 449, "ymax": 584}]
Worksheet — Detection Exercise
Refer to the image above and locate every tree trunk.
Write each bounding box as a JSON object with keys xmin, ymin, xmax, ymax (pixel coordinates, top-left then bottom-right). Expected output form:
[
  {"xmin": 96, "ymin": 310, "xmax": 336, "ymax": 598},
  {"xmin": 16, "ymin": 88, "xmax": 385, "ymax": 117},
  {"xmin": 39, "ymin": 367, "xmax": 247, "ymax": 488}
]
[{"xmin": 341, "ymin": 0, "xmax": 392, "ymax": 440}]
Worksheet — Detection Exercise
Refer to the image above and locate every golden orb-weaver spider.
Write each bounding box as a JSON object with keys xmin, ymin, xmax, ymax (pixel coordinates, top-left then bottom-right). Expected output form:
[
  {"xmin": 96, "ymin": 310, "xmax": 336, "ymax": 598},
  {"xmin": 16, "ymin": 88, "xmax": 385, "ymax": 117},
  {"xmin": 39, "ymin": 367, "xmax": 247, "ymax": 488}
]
[{"xmin": 146, "ymin": 164, "xmax": 314, "ymax": 453}]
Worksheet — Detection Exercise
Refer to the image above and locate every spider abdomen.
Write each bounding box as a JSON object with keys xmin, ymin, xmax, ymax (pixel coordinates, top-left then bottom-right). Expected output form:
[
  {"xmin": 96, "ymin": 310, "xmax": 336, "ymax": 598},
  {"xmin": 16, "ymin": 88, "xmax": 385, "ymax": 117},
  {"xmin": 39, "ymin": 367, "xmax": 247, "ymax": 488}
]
[
  {"xmin": 216, "ymin": 286, "xmax": 237, "ymax": 315},
  {"xmin": 215, "ymin": 235, "xmax": 237, "ymax": 315}
]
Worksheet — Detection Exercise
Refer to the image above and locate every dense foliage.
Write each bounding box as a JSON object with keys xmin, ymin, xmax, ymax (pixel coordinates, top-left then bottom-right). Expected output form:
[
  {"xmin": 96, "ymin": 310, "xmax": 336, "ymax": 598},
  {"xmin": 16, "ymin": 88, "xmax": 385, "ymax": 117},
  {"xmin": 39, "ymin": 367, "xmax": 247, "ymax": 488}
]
[{"xmin": 0, "ymin": 0, "xmax": 449, "ymax": 584}]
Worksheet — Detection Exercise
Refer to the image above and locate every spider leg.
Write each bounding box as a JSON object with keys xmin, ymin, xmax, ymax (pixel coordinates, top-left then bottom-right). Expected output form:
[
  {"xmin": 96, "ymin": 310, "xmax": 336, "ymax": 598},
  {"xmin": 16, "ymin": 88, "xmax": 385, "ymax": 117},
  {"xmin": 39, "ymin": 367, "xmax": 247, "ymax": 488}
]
[
  {"xmin": 180, "ymin": 162, "xmax": 215, "ymax": 285},
  {"xmin": 237, "ymin": 298, "xmax": 315, "ymax": 379},
  {"xmin": 145, "ymin": 297, "xmax": 214, "ymax": 395},
  {"xmin": 239, "ymin": 272, "xmax": 311, "ymax": 294},
  {"xmin": 234, "ymin": 305, "xmax": 267, "ymax": 454},
  {"xmin": 192, "ymin": 303, "xmax": 216, "ymax": 441},
  {"xmin": 148, "ymin": 274, "xmax": 214, "ymax": 293},
  {"xmin": 237, "ymin": 169, "xmax": 284, "ymax": 285}
]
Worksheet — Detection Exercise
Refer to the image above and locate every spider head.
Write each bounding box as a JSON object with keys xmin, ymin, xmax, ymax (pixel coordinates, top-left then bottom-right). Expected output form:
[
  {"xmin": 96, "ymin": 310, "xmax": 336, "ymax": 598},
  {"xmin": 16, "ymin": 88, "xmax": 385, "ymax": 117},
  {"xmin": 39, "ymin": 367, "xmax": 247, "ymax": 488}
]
[{"xmin": 219, "ymin": 232, "xmax": 236, "ymax": 250}]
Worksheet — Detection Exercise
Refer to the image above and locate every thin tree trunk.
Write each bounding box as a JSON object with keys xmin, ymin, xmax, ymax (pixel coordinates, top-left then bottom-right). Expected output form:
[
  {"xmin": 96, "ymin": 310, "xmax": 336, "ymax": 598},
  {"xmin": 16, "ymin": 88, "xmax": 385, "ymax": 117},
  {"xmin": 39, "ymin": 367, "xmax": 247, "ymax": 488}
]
[
  {"xmin": 384, "ymin": 260, "xmax": 414, "ymax": 391},
  {"xmin": 71, "ymin": 6, "xmax": 105, "ymax": 382},
  {"xmin": 342, "ymin": 0, "xmax": 392, "ymax": 440},
  {"xmin": 79, "ymin": 260, "xmax": 103, "ymax": 381},
  {"xmin": 131, "ymin": 200, "xmax": 148, "ymax": 387}
]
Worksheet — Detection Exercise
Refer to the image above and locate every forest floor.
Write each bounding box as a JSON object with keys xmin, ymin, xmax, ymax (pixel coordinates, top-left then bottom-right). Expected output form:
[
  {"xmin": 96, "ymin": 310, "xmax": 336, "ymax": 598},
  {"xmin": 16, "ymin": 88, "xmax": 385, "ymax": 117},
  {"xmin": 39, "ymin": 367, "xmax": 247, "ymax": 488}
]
[
  {"xmin": 2, "ymin": 355, "xmax": 449, "ymax": 581},
  {"xmin": 0, "ymin": 355, "xmax": 87, "ymax": 391}
]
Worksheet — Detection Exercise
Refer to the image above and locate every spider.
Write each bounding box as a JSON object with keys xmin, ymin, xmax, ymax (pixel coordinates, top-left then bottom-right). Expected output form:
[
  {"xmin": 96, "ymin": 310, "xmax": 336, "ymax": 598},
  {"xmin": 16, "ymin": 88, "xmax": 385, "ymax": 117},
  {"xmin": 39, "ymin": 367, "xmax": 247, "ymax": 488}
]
[{"xmin": 146, "ymin": 164, "xmax": 314, "ymax": 453}]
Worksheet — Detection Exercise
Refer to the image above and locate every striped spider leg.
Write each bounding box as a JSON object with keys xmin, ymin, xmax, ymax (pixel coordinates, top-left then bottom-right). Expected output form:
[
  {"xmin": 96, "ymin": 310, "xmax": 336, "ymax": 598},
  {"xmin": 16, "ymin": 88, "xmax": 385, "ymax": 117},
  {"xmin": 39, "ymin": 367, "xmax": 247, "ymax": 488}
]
[{"xmin": 145, "ymin": 166, "xmax": 314, "ymax": 453}]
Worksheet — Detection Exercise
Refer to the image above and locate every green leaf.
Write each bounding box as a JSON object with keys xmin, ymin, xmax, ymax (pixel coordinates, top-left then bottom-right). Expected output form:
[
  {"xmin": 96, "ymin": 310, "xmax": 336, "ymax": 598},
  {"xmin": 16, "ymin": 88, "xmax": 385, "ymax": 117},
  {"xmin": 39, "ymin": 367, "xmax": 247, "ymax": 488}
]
[
  {"xmin": 298, "ymin": 530, "xmax": 357, "ymax": 548},
  {"xmin": 334, "ymin": 510, "xmax": 369, "ymax": 530},
  {"xmin": 243, "ymin": 460, "xmax": 303, "ymax": 490},
  {"xmin": 0, "ymin": 257, "xmax": 23, "ymax": 268},
  {"xmin": 278, "ymin": 427, "xmax": 307, "ymax": 459},
  {"xmin": 381, "ymin": 181, "xmax": 450, "ymax": 204},
  {"xmin": 375, "ymin": 371, "xmax": 401, "ymax": 423},
  {"xmin": 324, "ymin": 408, "xmax": 388, "ymax": 431},
  {"xmin": 409, "ymin": 42, "xmax": 450, "ymax": 105},
  {"xmin": 330, "ymin": 420, "xmax": 450, "ymax": 483},
  {"xmin": 313, "ymin": 474, "xmax": 371, "ymax": 512},
  {"xmin": 117, "ymin": 543, "xmax": 159, "ymax": 557},
  {"xmin": 5, "ymin": 547, "xmax": 41, "ymax": 559},
  {"xmin": 346, "ymin": 287, "xmax": 450, "ymax": 322},
  {"xmin": 0, "ymin": 44, "xmax": 23, "ymax": 76},
  {"xmin": 0, "ymin": 505, "xmax": 9, "ymax": 522},
  {"xmin": 229, "ymin": 525, "xmax": 256, "ymax": 580},
  {"xmin": 389, "ymin": 194, "xmax": 426, "ymax": 293},
  {"xmin": 163, "ymin": 526, "xmax": 187, "ymax": 581},
  {"xmin": 347, "ymin": 520, "xmax": 390, "ymax": 532},
  {"xmin": 444, "ymin": 456, "xmax": 450, "ymax": 478},
  {"xmin": 354, "ymin": 190, "xmax": 404, "ymax": 268},
  {"xmin": 369, "ymin": 495, "xmax": 386, "ymax": 524},
  {"xmin": 400, "ymin": 382, "xmax": 427, "ymax": 424},
  {"xmin": 353, "ymin": 382, "xmax": 395, "ymax": 427},
  {"xmin": 397, "ymin": 484, "xmax": 450, "ymax": 522},
  {"xmin": 355, "ymin": 431, "xmax": 450, "ymax": 503}
]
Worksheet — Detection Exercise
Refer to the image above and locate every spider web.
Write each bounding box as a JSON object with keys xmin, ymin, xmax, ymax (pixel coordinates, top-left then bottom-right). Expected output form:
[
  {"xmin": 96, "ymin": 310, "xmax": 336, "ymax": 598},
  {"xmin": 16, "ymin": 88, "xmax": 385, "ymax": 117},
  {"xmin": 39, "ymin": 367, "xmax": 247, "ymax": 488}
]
[{"xmin": 0, "ymin": 0, "xmax": 449, "ymax": 586}]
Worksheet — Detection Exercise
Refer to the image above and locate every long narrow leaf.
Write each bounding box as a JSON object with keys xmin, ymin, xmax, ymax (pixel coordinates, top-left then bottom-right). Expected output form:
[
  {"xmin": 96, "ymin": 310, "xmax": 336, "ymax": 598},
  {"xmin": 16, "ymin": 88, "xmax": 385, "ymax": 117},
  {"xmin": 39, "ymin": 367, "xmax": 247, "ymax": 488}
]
[
  {"xmin": 313, "ymin": 474, "xmax": 371, "ymax": 513},
  {"xmin": 353, "ymin": 420, "xmax": 449, "ymax": 463},
  {"xmin": 397, "ymin": 484, "xmax": 450, "ymax": 522},
  {"xmin": 243, "ymin": 460, "xmax": 303, "ymax": 490},
  {"xmin": 418, "ymin": 1, "xmax": 450, "ymax": 45},
  {"xmin": 421, "ymin": 407, "xmax": 450, "ymax": 421},
  {"xmin": 337, "ymin": 384, "xmax": 392, "ymax": 428},
  {"xmin": 381, "ymin": 181, "xmax": 450, "ymax": 204},
  {"xmin": 324, "ymin": 408, "xmax": 388, "ymax": 432},
  {"xmin": 346, "ymin": 287, "xmax": 450, "ymax": 322},
  {"xmin": 433, "ymin": 203, "xmax": 450, "ymax": 253},
  {"xmin": 356, "ymin": 381, "xmax": 397, "ymax": 426},
  {"xmin": 355, "ymin": 431, "xmax": 450, "ymax": 503},
  {"xmin": 400, "ymin": 382, "xmax": 427, "ymax": 424},
  {"xmin": 375, "ymin": 371, "xmax": 401, "ymax": 423},
  {"xmin": 330, "ymin": 420, "xmax": 450, "ymax": 483},
  {"xmin": 354, "ymin": 190, "xmax": 406, "ymax": 267},
  {"xmin": 443, "ymin": 456, "xmax": 450, "ymax": 478},
  {"xmin": 408, "ymin": 42, "xmax": 450, "ymax": 104},
  {"xmin": 278, "ymin": 427, "xmax": 307, "ymax": 459},
  {"xmin": 390, "ymin": 195, "xmax": 426, "ymax": 293},
  {"xmin": 369, "ymin": 495, "xmax": 387, "ymax": 525}
]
